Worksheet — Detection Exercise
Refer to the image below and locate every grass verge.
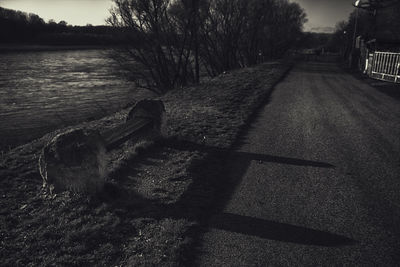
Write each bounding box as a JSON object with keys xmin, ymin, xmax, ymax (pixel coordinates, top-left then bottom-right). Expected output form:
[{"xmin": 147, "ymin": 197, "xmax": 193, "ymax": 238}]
[{"xmin": 0, "ymin": 61, "xmax": 291, "ymax": 266}]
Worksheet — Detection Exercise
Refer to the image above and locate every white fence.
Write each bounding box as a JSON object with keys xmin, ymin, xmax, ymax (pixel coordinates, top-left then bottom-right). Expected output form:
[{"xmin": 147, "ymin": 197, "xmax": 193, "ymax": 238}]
[{"xmin": 370, "ymin": 51, "xmax": 400, "ymax": 83}]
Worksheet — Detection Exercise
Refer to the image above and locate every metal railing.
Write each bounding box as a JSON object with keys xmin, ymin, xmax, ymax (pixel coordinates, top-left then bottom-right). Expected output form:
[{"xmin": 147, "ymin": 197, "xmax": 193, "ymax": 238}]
[{"xmin": 370, "ymin": 51, "xmax": 400, "ymax": 83}]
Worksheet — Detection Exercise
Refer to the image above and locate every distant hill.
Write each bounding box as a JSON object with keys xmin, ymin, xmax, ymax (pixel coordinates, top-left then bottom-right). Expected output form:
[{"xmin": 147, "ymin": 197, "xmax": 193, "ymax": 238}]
[{"xmin": 309, "ymin": 26, "xmax": 335, "ymax": 34}]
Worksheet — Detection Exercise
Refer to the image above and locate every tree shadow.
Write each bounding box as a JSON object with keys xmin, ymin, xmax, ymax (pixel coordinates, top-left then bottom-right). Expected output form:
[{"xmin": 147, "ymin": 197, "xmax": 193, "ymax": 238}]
[
  {"xmin": 166, "ymin": 139, "xmax": 335, "ymax": 169},
  {"xmin": 97, "ymin": 136, "xmax": 348, "ymax": 266},
  {"xmin": 209, "ymin": 212, "xmax": 355, "ymax": 247},
  {"xmin": 158, "ymin": 138, "xmax": 352, "ymax": 266},
  {"xmin": 164, "ymin": 139, "xmax": 337, "ymax": 226},
  {"xmin": 232, "ymin": 151, "xmax": 335, "ymax": 168}
]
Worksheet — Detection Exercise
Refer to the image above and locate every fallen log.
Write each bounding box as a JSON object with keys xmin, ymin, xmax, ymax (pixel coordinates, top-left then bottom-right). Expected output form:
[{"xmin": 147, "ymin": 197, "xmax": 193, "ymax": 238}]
[
  {"xmin": 102, "ymin": 99, "xmax": 166, "ymax": 150},
  {"xmin": 39, "ymin": 100, "xmax": 166, "ymax": 194}
]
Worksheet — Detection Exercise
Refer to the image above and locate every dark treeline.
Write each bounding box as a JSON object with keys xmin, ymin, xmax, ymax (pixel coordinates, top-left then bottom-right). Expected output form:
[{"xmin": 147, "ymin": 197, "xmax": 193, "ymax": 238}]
[
  {"xmin": 108, "ymin": 0, "xmax": 307, "ymax": 94},
  {"xmin": 0, "ymin": 7, "xmax": 124, "ymax": 45},
  {"xmin": 297, "ymin": 32, "xmax": 333, "ymax": 51},
  {"xmin": 327, "ymin": 10, "xmax": 376, "ymax": 60}
]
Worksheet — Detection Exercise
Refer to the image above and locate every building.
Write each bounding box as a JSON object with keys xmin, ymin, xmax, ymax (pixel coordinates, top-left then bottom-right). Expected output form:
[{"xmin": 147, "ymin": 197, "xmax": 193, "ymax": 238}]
[{"xmin": 360, "ymin": 0, "xmax": 400, "ymax": 51}]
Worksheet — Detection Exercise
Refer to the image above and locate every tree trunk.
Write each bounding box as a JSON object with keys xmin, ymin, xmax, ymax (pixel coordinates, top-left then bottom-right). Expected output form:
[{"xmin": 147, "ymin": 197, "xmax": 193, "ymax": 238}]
[{"xmin": 192, "ymin": 0, "xmax": 200, "ymax": 84}]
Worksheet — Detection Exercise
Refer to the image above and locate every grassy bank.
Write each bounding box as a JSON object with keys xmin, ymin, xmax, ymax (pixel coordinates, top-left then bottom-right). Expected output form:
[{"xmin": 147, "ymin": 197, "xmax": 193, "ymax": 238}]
[{"xmin": 0, "ymin": 61, "xmax": 291, "ymax": 266}]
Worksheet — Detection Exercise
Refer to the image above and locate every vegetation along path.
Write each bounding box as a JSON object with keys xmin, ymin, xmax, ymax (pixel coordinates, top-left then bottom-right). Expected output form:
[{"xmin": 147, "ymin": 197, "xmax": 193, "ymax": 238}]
[{"xmin": 194, "ymin": 61, "xmax": 400, "ymax": 266}]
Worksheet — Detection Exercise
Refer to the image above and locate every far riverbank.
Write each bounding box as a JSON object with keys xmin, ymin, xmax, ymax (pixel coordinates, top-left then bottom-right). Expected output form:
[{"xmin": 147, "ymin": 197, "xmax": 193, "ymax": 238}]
[{"xmin": 0, "ymin": 44, "xmax": 115, "ymax": 53}]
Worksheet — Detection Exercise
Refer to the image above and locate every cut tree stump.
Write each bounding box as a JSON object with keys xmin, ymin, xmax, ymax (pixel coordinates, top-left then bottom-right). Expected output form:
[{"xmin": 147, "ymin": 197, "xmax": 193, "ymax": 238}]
[{"xmin": 39, "ymin": 129, "xmax": 107, "ymax": 194}]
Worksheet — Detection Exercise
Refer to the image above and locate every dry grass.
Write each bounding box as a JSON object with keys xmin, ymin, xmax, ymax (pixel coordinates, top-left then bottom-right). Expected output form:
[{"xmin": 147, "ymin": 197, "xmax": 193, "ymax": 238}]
[
  {"xmin": 0, "ymin": 62, "xmax": 291, "ymax": 266},
  {"xmin": 164, "ymin": 62, "xmax": 288, "ymax": 147}
]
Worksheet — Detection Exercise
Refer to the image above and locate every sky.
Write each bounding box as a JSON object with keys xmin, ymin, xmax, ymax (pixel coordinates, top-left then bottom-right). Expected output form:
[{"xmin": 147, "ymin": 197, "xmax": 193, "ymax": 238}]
[
  {"xmin": 292, "ymin": 0, "xmax": 355, "ymax": 32},
  {"xmin": 0, "ymin": 0, "xmax": 356, "ymax": 31}
]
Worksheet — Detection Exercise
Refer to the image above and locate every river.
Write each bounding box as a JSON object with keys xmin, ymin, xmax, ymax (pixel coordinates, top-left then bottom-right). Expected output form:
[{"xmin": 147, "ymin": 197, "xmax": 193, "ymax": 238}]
[{"xmin": 0, "ymin": 49, "xmax": 152, "ymax": 149}]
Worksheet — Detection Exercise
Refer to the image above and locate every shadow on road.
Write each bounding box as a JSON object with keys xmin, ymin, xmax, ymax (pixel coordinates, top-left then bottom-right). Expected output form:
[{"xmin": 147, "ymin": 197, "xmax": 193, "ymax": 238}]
[
  {"xmin": 163, "ymin": 128, "xmax": 354, "ymax": 264},
  {"xmin": 372, "ymin": 83, "xmax": 400, "ymax": 100},
  {"xmin": 168, "ymin": 140, "xmax": 335, "ymax": 169},
  {"xmin": 232, "ymin": 151, "xmax": 335, "ymax": 168},
  {"xmin": 210, "ymin": 212, "xmax": 355, "ymax": 247},
  {"xmin": 341, "ymin": 64, "xmax": 400, "ymax": 101},
  {"xmin": 170, "ymin": 141, "xmax": 350, "ymax": 247},
  {"xmin": 161, "ymin": 140, "xmax": 349, "ymax": 252}
]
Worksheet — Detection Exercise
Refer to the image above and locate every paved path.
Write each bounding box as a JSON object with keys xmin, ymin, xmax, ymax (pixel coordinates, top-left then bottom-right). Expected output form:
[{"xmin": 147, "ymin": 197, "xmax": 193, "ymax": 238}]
[{"xmin": 195, "ymin": 62, "xmax": 400, "ymax": 266}]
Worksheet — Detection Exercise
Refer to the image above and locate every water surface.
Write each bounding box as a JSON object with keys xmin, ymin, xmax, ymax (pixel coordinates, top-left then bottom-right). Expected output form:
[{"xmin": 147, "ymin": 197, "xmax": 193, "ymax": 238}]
[{"xmin": 0, "ymin": 49, "xmax": 150, "ymax": 149}]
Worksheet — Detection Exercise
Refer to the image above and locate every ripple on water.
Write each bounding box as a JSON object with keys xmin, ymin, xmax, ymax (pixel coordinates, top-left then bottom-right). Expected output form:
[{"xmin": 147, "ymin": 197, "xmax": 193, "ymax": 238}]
[{"xmin": 0, "ymin": 49, "xmax": 153, "ymax": 148}]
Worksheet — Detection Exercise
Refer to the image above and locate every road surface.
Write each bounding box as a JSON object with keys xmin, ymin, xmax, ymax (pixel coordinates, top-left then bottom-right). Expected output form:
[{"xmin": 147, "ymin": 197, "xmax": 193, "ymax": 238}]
[{"xmin": 194, "ymin": 61, "xmax": 400, "ymax": 266}]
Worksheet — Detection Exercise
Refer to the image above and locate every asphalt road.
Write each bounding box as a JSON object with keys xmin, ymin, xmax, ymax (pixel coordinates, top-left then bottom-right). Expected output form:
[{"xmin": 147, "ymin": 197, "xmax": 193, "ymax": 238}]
[{"xmin": 194, "ymin": 61, "xmax": 400, "ymax": 266}]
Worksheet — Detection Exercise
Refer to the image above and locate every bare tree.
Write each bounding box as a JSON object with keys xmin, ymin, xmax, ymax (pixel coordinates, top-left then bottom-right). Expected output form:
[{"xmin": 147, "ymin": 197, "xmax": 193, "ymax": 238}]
[
  {"xmin": 199, "ymin": 0, "xmax": 306, "ymax": 72},
  {"xmin": 198, "ymin": 0, "xmax": 249, "ymax": 75},
  {"xmin": 107, "ymin": 0, "xmax": 307, "ymax": 93},
  {"xmin": 107, "ymin": 0, "xmax": 199, "ymax": 95}
]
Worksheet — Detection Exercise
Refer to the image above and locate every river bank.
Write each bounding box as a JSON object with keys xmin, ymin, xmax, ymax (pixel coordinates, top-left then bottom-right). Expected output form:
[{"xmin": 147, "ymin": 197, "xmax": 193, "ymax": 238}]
[
  {"xmin": 0, "ymin": 44, "xmax": 112, "ymax": 53},
  {"xmin": 0, "ymin": 61, "xmax": 291, "ymax": 266}
]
